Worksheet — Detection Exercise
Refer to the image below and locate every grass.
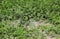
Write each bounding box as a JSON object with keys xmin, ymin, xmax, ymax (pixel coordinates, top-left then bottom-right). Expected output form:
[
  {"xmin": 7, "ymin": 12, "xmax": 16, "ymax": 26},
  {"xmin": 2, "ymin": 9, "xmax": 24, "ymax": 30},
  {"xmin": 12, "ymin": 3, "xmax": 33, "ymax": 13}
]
[
  {"xmin": 0, "ymin": 0, "xmax": 60, "ymax": 39},
  {"xmin": 0, "ymin": 20, "xmax": 26, "ymax": 39}
]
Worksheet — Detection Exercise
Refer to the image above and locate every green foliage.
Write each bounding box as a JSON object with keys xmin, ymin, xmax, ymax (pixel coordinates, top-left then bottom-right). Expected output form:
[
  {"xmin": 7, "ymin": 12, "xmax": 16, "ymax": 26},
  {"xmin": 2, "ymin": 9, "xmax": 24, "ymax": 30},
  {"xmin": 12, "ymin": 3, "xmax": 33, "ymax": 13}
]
[
  {"xmin": 0, "ymin": 21, "xmax": 26, "ymax": 39},
  {"xmin": 0, "ymin": 0, "xmax": 60, "ymax": 39},
  {"xmin": 40, "ymin": 25, "xmax": 60, "ymax": 37},
  {"xmin": 0, "ymin": 0, "xmax": 60, "ymax": 25}
]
